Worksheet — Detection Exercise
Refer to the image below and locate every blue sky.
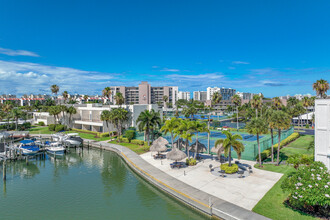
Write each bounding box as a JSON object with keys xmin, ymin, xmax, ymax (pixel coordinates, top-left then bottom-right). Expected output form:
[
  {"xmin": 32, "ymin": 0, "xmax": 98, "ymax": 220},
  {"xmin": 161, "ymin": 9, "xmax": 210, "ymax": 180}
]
[{"xmin": 0, "ymin": 0, "xmax": 329, "ymax": 97}]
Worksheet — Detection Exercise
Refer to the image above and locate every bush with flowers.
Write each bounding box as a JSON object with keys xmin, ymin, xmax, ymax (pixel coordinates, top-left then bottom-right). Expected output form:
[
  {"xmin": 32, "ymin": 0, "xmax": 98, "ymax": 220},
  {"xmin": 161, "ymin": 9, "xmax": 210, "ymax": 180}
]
[{"xmin": 281, "ymin": 161, "xmax": 330, "ymax": 218}]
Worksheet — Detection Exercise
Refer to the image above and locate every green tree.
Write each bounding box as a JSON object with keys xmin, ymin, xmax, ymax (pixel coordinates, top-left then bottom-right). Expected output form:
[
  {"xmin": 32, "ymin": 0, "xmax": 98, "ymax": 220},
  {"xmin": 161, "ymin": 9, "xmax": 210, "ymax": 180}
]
[
  {"xmin": 250, "ymin": 95, "xmax": 262, "ymax": 118},
  {"xmin": 102, "ymin": 87, "xmax": 112, "ymax": 106},
  {"xmin": 313, "ymin": 79, "xmax": 329, "ymax": 98},
  {"xmin": 66, "ymin": 106, "xmax": 77, "ymax": 128},
  {"xmin": 211, "ymin": 91, "xmax": 222, "ymax": 107},
  {"xmin": 302, "ymin": 97, "xmax": 311, "ymax": 126},
  {"xmin": 264, "ymin": 108, "xmax": 275, "ymax": 162},
  {"xmin": 62, "ymin": 91, "xmax": 69, "ymax": 104},
  {"xmin": 246, "ymin": 117, "xmax": 268, "ymax": 166},
  {"xmin": 160, "ymin": 118, "xmax": 179, "ymax": 148},
  {"xmin": 188, "ymin": 121, "xmax": 209, "ymax": 159},
  {"xmin": 110, "ymin": 107, "xmax": 129, "ymax": 142},
  {"xmin": 272, "ymin": 97, "xmax": 282, "ymax": 110},
  {"xmin": 214, "ymin": 131, "xmax": 244, "ymax": 167},
  {"xmin": 48, "ymin": 106, "xmax": 61, "ymax": 125},
  {"xmin": 2, "ymin": 102, "xmax": 13, "ymax": 129},
  {"xmin": 231, "ymin": 94, "xmax": 241, "ymax": 130},
  {"xmin": 269, "ymin": 110, "xmax": 291, "ymax": 165},
  {"xmin": 11, "ymin": 108, "xmax": 22, "ymax": 130},
  {"xmin": 182, "ymin": 105, "xmax": 197, "ymax": 120},
  {"xmin": 114, "ymin": 92, "xmax": 125, "ymax": 106},
  {"xmin": 50, "ymin": 84, "xmax": 59, "ymax": 104},
  {"xmin": 101, "ymin": 110, "xmax": 112, "ymax": 138},
  {"xmin": 176, "ymin": 119, "xmax": 194, "ymax": 157},
  {"xmin": 136, "ymin": 109, "xmax": 161, "ymax": 145}
]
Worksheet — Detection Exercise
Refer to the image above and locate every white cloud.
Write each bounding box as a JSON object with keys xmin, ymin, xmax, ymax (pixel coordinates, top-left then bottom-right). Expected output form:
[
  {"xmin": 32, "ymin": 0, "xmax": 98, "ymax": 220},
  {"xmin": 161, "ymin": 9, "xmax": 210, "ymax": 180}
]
[
  {"xmin": 232, "ymin": 61, "xmax": 250, "ymax": 65},
  {"xmin": 160, "ymin": 68, "xmax": 180, "ymax": 72},
  {"xmin": 166, "ymin": 73, "xmax": 224, "ymax": 81},
  {"xmin": 0, "ymin": 60, "xmax": 116, "ymax": 95},
  {"xmin": 0, "ymin": 47, "xmax": 40, "ymax": 57}
]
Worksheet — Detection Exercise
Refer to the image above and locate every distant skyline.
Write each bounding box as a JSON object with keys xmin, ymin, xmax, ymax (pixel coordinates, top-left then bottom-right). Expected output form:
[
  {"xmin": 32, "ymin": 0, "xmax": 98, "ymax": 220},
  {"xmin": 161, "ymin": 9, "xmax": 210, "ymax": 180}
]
[{"xmin": 0, "ymin": 0, "xmax": 329, "ymax": 97}]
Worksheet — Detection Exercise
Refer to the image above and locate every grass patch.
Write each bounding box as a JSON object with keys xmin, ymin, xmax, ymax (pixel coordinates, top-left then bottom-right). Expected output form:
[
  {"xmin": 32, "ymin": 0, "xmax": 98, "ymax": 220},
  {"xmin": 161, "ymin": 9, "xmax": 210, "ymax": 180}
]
[
  {"xmin": 109, "ymin": 140, "xmax": 150, "ymax": 154},
  {"xmin": 281, "ymin": 135, "xmax": 313, "ymax": 157},
  {"xmin": 28, "ymin": 126, "xmax": 53, "ymax": 134},
  {"xmin": 253, "ymin": 164, "xmax": 317, "ymax": 220}
]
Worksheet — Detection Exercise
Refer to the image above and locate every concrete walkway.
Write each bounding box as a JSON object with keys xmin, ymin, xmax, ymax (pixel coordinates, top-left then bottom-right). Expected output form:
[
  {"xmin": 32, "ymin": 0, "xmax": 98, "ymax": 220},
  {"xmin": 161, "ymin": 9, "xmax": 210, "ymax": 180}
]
[
  {"xmin": 31, "ymin": 135, "xmax": 269, "ymax": 220},
  {"xmin": 141, "ymin": 152, "xmax": 282, "ymax": 211}
]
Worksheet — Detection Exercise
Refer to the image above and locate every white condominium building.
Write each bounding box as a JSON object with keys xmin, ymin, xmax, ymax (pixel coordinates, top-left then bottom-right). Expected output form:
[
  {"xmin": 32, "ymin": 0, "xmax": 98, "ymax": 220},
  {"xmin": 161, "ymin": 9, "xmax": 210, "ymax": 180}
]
[{"xmin": 178, "ymin": 91, "xmax": 190, "ymax": 100}]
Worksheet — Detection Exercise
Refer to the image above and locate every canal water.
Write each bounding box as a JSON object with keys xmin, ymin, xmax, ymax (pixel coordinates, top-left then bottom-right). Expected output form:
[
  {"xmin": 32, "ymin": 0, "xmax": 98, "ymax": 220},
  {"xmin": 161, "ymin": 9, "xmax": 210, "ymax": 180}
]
[{"xmin": 0, "ymin": 149, "xmax": 208, "ymax": 220}]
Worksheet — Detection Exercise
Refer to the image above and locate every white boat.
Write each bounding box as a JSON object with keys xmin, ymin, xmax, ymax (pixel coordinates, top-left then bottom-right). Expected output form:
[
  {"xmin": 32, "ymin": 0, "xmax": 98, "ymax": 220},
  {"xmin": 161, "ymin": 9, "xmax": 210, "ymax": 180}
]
[
  {"xmin": 45, "ymin": 142, "xmax": 65, "ymax": 155},
  {"xmin": 18, "ymin": 140, "xmax": 40, "ymax": 156},
  {"xmin": 63, "ymin": 133, "xmax": 83, "ymax": 146}
]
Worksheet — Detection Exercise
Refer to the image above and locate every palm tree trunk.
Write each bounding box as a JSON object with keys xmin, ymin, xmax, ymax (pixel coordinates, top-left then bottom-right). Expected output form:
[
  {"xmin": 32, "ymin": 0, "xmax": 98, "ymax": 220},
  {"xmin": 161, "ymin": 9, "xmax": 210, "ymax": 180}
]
[
  {"xmin": 186, "ymin": 138, "xmax": 189, "ymax": 158},
  {"xmin": 257, "ymin": 134, "xmax": 261, "ymax": 166},
  {"xmin": 306, "ymin": 109, "xmax": 308, "ymax": 127},
  {"xmin": 15, "ymin": 118, "xmax": 18, "ymax": 130},
  {"xmin": 194, "ymin": 133, "xmax": 198, "ymax": 159},
  {"xmin": 236, "ymin": 106, "xmax": 239, "ymax": 131},
  {"xmin": 277, "ymin": 129, "xmax": 281, "ymax": 166},
  {"xmin": 207, "ymin": 115, "xmax": 210, "ymax": 154},
  {"xmin": 271, "ymin": 128, "xmax": 274, "ymax": 163},
  {"xmin": 106, "ymin": 121, "xmax": 111, "ymax": 138},
  {"xmin": 146, "ymin": 130, "xmax": 149, "ymax": 146},
  {"xmin": 171, "ymin": 132, "xmax": 174, "ymax": 149},
  {"xmin": 256, "ymin": 109, "xmax": 258, "ymax": 118},
  {"xmin": 228, "ymin": 147, "xmax": 232, "ymax": 166}
]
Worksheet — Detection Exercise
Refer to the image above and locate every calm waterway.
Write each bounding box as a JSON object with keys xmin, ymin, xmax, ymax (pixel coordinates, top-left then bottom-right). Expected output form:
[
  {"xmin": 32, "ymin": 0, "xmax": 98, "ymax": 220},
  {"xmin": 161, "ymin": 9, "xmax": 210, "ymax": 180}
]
[{"xmin": 0, "ymin": 149, "xmax": 208, "ymax": 220}]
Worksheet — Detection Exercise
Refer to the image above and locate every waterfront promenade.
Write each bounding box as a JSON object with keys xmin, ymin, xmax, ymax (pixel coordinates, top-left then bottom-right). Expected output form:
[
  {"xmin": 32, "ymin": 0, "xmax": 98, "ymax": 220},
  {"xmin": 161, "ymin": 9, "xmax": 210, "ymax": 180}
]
[{"xmin": 31, "ymin": 134, "xmax": 268, "ymax": 220}]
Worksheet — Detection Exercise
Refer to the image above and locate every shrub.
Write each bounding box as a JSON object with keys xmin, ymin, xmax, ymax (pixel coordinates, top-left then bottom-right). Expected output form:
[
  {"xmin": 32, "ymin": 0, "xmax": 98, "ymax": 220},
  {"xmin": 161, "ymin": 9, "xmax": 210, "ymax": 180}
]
[
  {"xmin": 38, "ymin": 121, "xmax": 45, "ymax": 126},
  {"xmin": 220, "ymin": 163, "xmax": 239, "ymax": 174},
  {"xmin": 256, "ymin": 149, "xmax": 271, "ymax": 161},
  {"xmin": 287, "ymin": 154, "xmax": 314, "ymax": 169},
  {"xmin": 305, "ymin": 124, "xmax": 310, "ymax": 129},
  {"xmin": 281, "ymin": 161, "xmax": 330, "ymax": 218},
  {"xmin": 124, "ymin": 130, "xmax": 135, "ymax": 143},
  {"xmin": 186, "ymin": 158, "xmax": 197, "ymax": 166},
  {"xmin": 131, "ymin": 139, "xmax": 145, "ymax": 145},
  {"xmin": 120, "ymin": 137, "xmax": 129, "ymax": 143},
  {"xmin": 99, "ymin": 133, "xmax": 109, "ymax": 138},
  {"xmin": 55, "ymin": 124, "xmax": 66, "ymax": 132},
  {"xmin": 48, "ymin": 124, "xmax": 56, "ymax": 131}
]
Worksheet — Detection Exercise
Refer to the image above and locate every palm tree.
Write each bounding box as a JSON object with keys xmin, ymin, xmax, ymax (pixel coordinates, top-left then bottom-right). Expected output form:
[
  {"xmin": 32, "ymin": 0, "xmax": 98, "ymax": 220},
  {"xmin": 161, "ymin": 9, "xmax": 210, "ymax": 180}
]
[
  {"xmin": 62, "ymin": 91, "xmax": 69, "ymax": 104},
  {"xmin": 211, "ymin": 91, "xmax": 222, "ymax": 107},
  {"xmin": 11, "ymin": 108, "xmax": 22, "ymax": 130},
  {"xmin": 137, "ymin": 109, "xmax": 161, "ymax": 145},
  {"xmin": 189, "ymin": 121, "xmax": 209, "ymax": 159},
  {"xmin": 66, "ymin": 106, "xmax": 77, "ymax": 128},
  {"xmin": 287, "ymin": 97, "xmax": 298, "ymax": 108},
  {"xmin": 302, "ymin": 97, "xmax": 310, "ymax": 126},
  {"xmin": 246, "ymin": 118, "xmax": 268, "ymax": 166},
  {"xmin": 214, "ymin": 131, "xmax": 244, "ymax": 167},
  {"xmin": 48, "ymin": 106, "xmax": 61, "ymax": 125},
  {"xmin": 50, "ymin": 84, "xmax": 59, "ymax": 105},
  {"xmin": 231, "ymin": 94, "xmax": 241, "ymax": 130},
  {"xmin": 160, "ymin": 118, "xmax": 179, "ymax": 148},
  {"xmin": 269, "ymin": 110, "xmax": 291, "ymax": 165},
  {"xmin": 272, "ymin": 97, "xmax": 282, "ymax": 110},
  {"xmin": 264, "ymin": 108, "xmax": 275, "ymax": 162},
  {"xmin": 176, "ymin": 120, "xmax": 193, "ymax": 157},
  {"xmin": 250, "ymin": 95, "xmax": 262, "ymax": 118},
  {"xmin": 111, "ymin": 108, "xmax": 129, "ymax": 142},
  {"xmin": 294, "ymin": 103, "xmax": 305, "ymax": 128},
  {"xmin": 114, "ymin": 92, "xmax": 125, "ymax": 106},
  {"xmin": 101, "ymin": 110, "xmax": 112, "ymax": 138},
  {"xmin": 182, "ymin": 105, "xmax": 197, "ymax": 120},
  {"xmin": 313, "ymin": 79, "xmax": 329, "ymax": 98},
  {"xmin": 102, "ymin": 87, "xmax": 112, "ymax": 105},
  {"xmin": 2, "ymin": 102, "xmax": 13, "ymax": 129},
  {"xmin": 84, "ymin": 95, "xmax": 89, "ymax": 103},
  {"xmin": 163, "ymin": 95, "xmax": 168, "ymax": 118}
]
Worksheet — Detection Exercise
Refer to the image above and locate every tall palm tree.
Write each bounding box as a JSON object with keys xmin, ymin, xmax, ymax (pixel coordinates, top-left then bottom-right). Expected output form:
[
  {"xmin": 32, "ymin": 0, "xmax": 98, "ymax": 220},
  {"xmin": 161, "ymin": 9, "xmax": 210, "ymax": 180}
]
[
  {"xmin": 2, "ymin": 102, "xmax": 13, "ymax": 129},
  {"xmin": 313, "ymin": 79, "xmax": 329, "ymax": 98},
  {"xmin": 231, "ymin": 94, "xmax": 241, "ymax": 130},
  {"xmin": 214, "ymin": 131, "xmax": 244, "ymax": 167},
  {"xmin": 246, "ymin": 117, "xmax": 268, "ymax": 166},
  {"xmin": 287, "ymin": 97, "xmax": 298, "ymax": 108},
  {"xmin": 11, "ymin": 108, "xmax": 22, "ymax": 130},
  {"xmin": 264, "ymin": 108, "xmax": 275, "ymax": 162},
  {"xmin": 294, "ymin": 103, "xmax": 305, "ymax": 128},
  {"xmin": 102, "ymin": 87, "xmax": 112, "ymax": 107},
  {"xmin": 62, "ymin": 91, "xmax": 69, "ymax": 104},
  {"xmin": 302, "ymin": 97, "xmax": 310, "ymax": 126},
  {"xmin": 176, "ymin": 120, "xmax": 193, "ymax": 157},
  {"xmin": 272, "ymin": 97, "xmax": 282, "ymax": 110},
  {"xmin": 250, "ymin": 95, "xmax": 262, "ymax": 118},
  {"xmin": 50, "ymin": 84, "xmax": 59, "ymax": 105},
  {"xmin": 189, "ymin": 121, "xmax": 209, "ymax": 159},
  {"xmin": 84, "ymin": 95, "xmax": 89, "ymax": 103},
  {"xmin": 48, "ymin": 106, "xmax": 61, "ymax": 125},
  {"xmin": 160, "ymin": 118, "xmax": 179, "ymax": 148},
  {"xmin": 269, "ymin": 110, "xmax": 291, "ymax": 165},
  {"xmin": 101, "ymin": 110, "xmax": 112, "ymax": 138},
  {"xmin": 211, "ymin": 91, "xmax": 222, "ymax": 107},
  {"xmin": 182, "ymin": 104, "xmax": 197, "ymax": 120},
  {"xmin": 114, "ymin": 92, "xmax": 125, "ymax": 106},
  {"xmin": 163, "ymin": 95, "xmax": 168, "ymax": 118},
  {"xmin": 66, "ymin": 106, "xmax": 77, "ymax": 128},
  {"xmin": 137, "ymin": 109, "xmax": 162, "ymax": 145},
  {"xmin": 110, "ymin": 107, "xmax": 129, "ymax": 142}
]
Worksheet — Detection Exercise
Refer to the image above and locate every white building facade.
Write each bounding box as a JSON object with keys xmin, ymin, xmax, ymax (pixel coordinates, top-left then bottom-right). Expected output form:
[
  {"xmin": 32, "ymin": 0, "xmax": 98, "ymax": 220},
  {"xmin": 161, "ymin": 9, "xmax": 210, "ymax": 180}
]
[
  {"xmin": 178, "ymin": 91, "xmax": 190, "ymax": 100},
  {"xmin": 315, "ymin": 99, "xmax": 330, "ymax": 170},
  {"xmin": 206, "ymin": 87, "xmax": 236, "ymax": 101}
]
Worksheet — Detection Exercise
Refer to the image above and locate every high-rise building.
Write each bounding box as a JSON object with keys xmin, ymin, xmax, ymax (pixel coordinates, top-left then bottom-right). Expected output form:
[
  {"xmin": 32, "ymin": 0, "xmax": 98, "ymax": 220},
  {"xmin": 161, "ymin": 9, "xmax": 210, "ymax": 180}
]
[
  {"xmin": 178, "ymin": 91, "xmax": 190, "ymax": 100},
  {"xmin": 206, "ymin": 87, "xmax": 236, "ymax": 101},
  {"xmin": 193, "ymin": 91, "xmax": 207, "ymax": 101},
  {"xmin": 110, "ymin": 81, "xmax": 178, "ymax": 106}
]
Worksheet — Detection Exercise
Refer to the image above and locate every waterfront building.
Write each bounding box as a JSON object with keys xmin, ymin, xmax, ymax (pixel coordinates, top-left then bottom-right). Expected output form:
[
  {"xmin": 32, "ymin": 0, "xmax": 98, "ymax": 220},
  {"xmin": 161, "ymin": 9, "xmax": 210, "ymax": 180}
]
[
  {"xmin": 314, "ymin": 99, "xmax": 330, "ymax": 170},
  {"xmin": 193, "ymin": 91, "xmax": 207, "ymax": 102},
  {"xmin": 178, "ymin": 91, "xmax": 190, "ymax": 100},
  {"xmin": 206, "ymin": 87, "xmax": 236, "ymax": 101},
  {"xmin": 110, "ymin": 81, "xmax": 178, "ymax": 107}
]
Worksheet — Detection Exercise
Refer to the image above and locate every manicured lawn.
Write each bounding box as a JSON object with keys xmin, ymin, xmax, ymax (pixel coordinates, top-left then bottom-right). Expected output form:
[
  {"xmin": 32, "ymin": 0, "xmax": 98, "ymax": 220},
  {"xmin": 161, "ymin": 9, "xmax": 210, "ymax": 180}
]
[
  {"xmin": 253, "ymin": 164, "xmax": 317, "ymax": 220},
  {"xmin": 28, "ymin": 126, "xmax": 54, "ymax": 134},
  {"xmin": 281, "ymin": 135, "xmax": 313, "ymax": 157},
  {"xmin": 109, "ymin": 140, "xmax": 150, "ymax": 154}
]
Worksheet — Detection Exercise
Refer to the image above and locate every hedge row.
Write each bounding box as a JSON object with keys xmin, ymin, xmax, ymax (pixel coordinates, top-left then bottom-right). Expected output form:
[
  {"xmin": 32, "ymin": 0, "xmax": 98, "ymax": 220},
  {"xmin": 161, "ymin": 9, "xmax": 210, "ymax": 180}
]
[
  {"xmin": 71, "ymin": 128, "xmax": 117, "ymax": 138},
  {"xmin": 48, "ymin": 124, "xmax": 68, "ymax": 132},
  {"xmin": 118, "ymin": 137, "xmax": 146, "ymax": 145},
  {"xmin": 257, "ymin": 132, "xmax": 300, "ymax": 161},
  {"xmin": 220, "ymin": 163, "xmax": 239, "ymax": 174}
]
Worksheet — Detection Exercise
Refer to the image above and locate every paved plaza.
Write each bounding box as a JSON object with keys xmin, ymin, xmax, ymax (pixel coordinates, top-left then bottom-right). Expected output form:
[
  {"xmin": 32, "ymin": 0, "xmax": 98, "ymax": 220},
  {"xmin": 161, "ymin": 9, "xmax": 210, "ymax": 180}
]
[{"xmin": 140, "ymin": 152, "xmax": 283, "ymax": 210}]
